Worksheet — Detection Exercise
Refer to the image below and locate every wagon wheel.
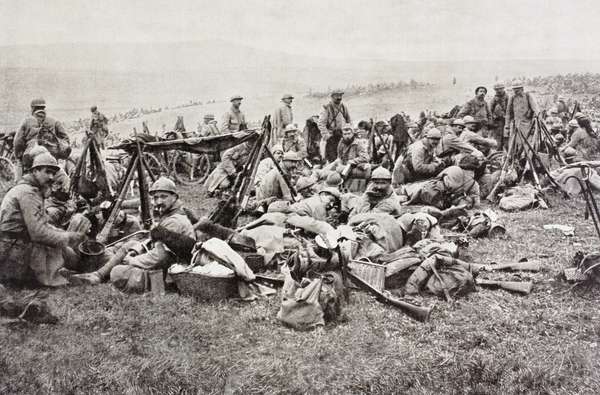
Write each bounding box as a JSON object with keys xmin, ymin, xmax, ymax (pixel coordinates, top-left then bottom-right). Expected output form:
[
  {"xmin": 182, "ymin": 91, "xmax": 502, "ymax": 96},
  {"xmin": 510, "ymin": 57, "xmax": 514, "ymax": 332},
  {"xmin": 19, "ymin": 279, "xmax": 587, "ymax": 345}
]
[
  {"xmin": 172, "ymin": 151, "xmax": 211, "ymax": 185},
  {"xmin": 0, "ymin": 156, "xmax": 16, "ymax": 195},
  {"xmin": 141, "ymin": 152, "xmax": 169, "ymax": 179}
]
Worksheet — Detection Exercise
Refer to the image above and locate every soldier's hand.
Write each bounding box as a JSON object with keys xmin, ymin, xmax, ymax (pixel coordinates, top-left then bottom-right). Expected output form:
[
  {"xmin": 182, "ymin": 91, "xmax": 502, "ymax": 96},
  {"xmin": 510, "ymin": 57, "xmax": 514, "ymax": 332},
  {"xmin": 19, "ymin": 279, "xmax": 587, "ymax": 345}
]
[{"xmin": 66, "ymin": 232, "xmax": 85, "ymax": 245}]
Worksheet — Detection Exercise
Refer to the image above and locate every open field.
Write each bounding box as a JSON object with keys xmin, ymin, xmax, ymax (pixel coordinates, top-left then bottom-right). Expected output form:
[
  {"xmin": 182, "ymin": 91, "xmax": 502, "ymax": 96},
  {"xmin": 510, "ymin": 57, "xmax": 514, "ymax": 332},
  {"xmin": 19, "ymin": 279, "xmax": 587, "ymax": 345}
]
[{"xmin": 2, "ymin": 185, "xmax": 600, "ymax": 394}]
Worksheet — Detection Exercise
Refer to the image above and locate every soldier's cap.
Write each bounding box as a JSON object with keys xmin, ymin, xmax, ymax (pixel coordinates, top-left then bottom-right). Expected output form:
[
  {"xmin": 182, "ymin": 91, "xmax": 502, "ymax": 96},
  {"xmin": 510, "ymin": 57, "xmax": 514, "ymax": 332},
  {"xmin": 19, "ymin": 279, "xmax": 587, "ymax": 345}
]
[
  {"xmin": 331, "ymin": 89, "xmax": 344, "ymax": 96},
  {"xmin": 267, "ymin": 200, "xmax": 291, "ymax": 213},
  {"xmin": 451, "ymin": 118, "xmax": 465, "ymax": 127},
  {"xmin": 562, "ymin": 147, "xmax": 578, "ymax": 158},
  {"xmin": 475, "ymin": 86, "xmax": 487, "ymax": 94},
  {"xmin": 296, "ymin": 176, "xmax": 317, "ymax": 191},
  {"xmin": 554, "ymin": 134, "xmax": 565, "ymax": 143},
  {"xmin": 284, "ymin": 124, "xmax": 299, "ymax": 133},
  {"xmin": 550, "ymin": 107, "xmax": 558, "ymax": 113},
  {"xmin": 30, "ymin": 98, "xmax": 46, "ymax": 108},
  {"xmin": 568, "ymin": 119, "xmax": 579, "ymax": 127},
  {"xmin": 462, "ymin": 115, "xmax": 478, "ymax": 124},
  {"xmin": 319, "ymin": 186, "xmax": 341, "ymax": 199},
  {"xmin": 282, "ymin": 151, "xmax": 302, "ymax": 161},
  {"xmin": 33, "ymin": 109, "xmax": 46, "ymax": 117},
  {"xmin": 493, "ymin": 83, "xmax": 505, "ymax": 90},
  {"xmin": 341, "ymin": 123, "xmax": 355, "ymax": 131},
  {"xmin": 282, "ymin": 94, "xmax": 294, "ymax": 100},
  {"xmin": 370, "ymin": 166, "xmax": 392, "ymax": 181},
  {"xmin": 149, "ymin": 176, "xmax": 177, "ymax": 195},
  {"xmin": 511, "ymin": 81, "xmax": 524, "ymax": 89},
  {"xmin": 557, "ymin": 96, "xmax": 566, "ymax": 101},
  {"xmin": 271, "ymin": 144, "xmax": 283, "ymax": 154},
  {"xmin": 230, "ymin": 95, "xmax": 243, "ymax": 102},
  {"xmin": 425, "ymin": 128, "xmax": 442, "ymax": 139},
  {"xmin": 574, "ymin": 112, "xmax": 586, "ymax": 120},
  {"xmin": 31, "ymin": 152, "xmax": 60, "ymax": 172},
  {"xmin": 326, "ymin": 172, "xmax": 343, "ymax": 187},
  {"xmin": 204, "ymin": 114, "xmax": 215, "ymax": 119}
]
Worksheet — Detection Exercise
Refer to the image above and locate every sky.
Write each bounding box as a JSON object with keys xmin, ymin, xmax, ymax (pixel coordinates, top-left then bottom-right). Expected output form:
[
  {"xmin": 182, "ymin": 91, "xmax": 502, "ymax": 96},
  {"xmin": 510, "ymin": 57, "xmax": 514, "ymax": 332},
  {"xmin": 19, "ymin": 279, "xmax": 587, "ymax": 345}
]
[{"xmin": 0, "ymin": 0, "xmax": 599, "ymax": 61}]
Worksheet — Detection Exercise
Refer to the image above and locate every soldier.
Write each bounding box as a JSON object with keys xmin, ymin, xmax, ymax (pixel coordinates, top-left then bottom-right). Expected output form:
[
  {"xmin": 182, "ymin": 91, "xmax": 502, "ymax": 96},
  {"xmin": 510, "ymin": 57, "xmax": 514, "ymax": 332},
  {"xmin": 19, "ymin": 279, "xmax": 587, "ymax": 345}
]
[
  {"xmin": 372, "ymin": 121, "xmax": 396, "ymax": 167},
  {"xmin": 568, "ymin": 113, "xmax": 600, "ymax": 160},
  {"xmin": 458, "ymin": 116, "xmax": 498, "ymax": 155},
  {"xmin": 14, "ymin": 98, "xmax": 71, "ymax": 178},
  {"xmin": 256, "ymin": 152, "xmax": 303, "ymax": 203},
  {"xmin": 204, "ymin": 141, "xmax": 252, "ymax": 195},
  {"xmin": 350, "ymin": 167, "xmax": 403, "ymax": 216},
  {"xmin": 331, "ymin": 123, "xmax": 370, "ymax": 178},
  {"xmin": 505, "ymin": 81, "xmax": 539, "ymax": 146},
  {"xmin": 566, "ymin": 119, "xmax": 579, "ymax": 142},
  {"xmin": 281, "ymin": 124, "xmax": 307, "ymax": 158},
  {"xmin": 457, "ymin": 86, "xmax": 492, "ymax": 133},
  {"xmin": 545, "ymin": 108, "xmax": 564, "ymax": 135},
  {"xmin": 394, "ymin": 128, "xmax": 444, "ymax": 184},
  {"xmin": 317, "ymin": 90, "xmax": 352, "ymax": 162},
  {"xmin": 89, "ymin": 105, "xmax": 109, "ymax": 149},
  {"xmin": 489, "ymin": 83, "xmax": 509, "ymax": 149},
  {"xmin": 220, "ymin": 95, "xmax": 246, "ymax": 134},
  {"xmin": 289, "ymin": 187, "xmax": 341, "ymax": 221},
  {"xmin": 255, "ymin": 144, "xmax": 284, "ymax": 189},
  {"xmin": 271, "ymin": 94, "xmax": 294, "ymax": 145},
  {"xmin": 0, "ymin": 153, "xmax": 84, "ymax": 286},
  {"xmin": 70, "ymin": 177, "xmax": 195, "ymax": 290},
  {"xmin": 198, "ymin": 114, "xmax": 220, "ymax": 137}
]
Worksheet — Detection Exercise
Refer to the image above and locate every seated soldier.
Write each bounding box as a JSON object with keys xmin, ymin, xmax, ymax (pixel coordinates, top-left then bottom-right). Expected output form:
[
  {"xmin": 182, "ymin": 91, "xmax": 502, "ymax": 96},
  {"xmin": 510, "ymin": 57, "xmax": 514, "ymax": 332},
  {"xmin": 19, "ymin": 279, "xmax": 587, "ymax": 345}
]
[
  {"xmin": 289, "ymin": 187, "xmax": 341, "ymax": 222},
  {"xmin": 70, "ymin": 177, "xmax": 195, "ymax": 291},
  {"xmin": 0, "ymin": 153, "xmax": 84, "ymax": 286},
  {"xmin": 459, "ymin": 116, "xmax": 498, "ymax": 155},
  {"xmin": 394, "ymin": 128, "xmax": 444, "ymax": 184},
  {"xmin": 97, "ymin": 201, "xmax": 143, "ymax": 244},
  {"xmin": 256, "ymin": 152, "xmax": 303, "ymax": 203},
  {"xmin": 282, "ymin": 125, "xmax": 307, "ymax": 158},
  {"xmin": 204, "ymin": 141, "xmax": 252, "ymax": 196},
  {"xmin": 255, "ymin": 144, "xmax": 284, "ymax": 189},
  {"xmin": 329, "ymin": 123, "xmax": 370, "ymax": 179},
  {"xmin": 349, "ymin": 167, "xmax": 403, "ymax": 217}
]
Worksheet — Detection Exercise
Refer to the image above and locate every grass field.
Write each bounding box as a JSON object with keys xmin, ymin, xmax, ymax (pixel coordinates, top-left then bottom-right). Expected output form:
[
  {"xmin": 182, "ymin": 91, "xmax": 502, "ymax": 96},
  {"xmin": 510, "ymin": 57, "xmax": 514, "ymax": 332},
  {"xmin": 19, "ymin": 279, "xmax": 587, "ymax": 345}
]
[{"xmin": 2, "ymin": 185, "xmax": 600, "ymax": 394}]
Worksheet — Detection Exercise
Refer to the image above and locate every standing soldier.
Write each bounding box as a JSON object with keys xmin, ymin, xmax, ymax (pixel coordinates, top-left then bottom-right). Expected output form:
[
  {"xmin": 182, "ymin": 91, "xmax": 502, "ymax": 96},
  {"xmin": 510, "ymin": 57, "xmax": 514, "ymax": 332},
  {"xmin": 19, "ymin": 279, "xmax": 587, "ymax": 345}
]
[
  {"xmin": 457, "ymin": 86, "xmax": 492, "ymax": 135},
  {"xmin": 198, "ymin": 114, "xmax": 220, "ymax": 137},
  {"xmin": 505, "ymin": 81, "xmax": 539, "ymax": 147},
  {"xmin": 317, "ymin": 90, "xmax": 352, "ymax": 163},
  {"xmin": 220, "ymin": 95, "xmax": 246, "ymax": 134},
  {"xmin": 14, "ymin": 98, "xmax": 71, "ymax": 178},
  {"xmin": 89, "ymin": 105, "xmax": 109, "ymax": 149},
  {"xmin": 271, "ymin": 94, "xmax": 294, "ymax": 146},
  {"xmin": 489, "ymin": 83, "xmax": 509, "ymax": 149}
]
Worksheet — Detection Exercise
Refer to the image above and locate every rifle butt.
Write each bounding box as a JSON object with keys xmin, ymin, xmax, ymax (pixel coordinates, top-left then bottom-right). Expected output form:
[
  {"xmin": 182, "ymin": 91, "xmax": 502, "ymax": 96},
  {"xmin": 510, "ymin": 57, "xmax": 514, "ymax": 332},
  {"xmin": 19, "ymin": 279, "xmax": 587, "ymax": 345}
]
[
  {"xmin": 488, "ymin": 261, "xmax": 541, "ymax": 272},
  {"xmin": 380, "ymin": 295, "xmax": 432, "ymax": 323},
  {"xmin": 477, "ymin": 280, "xmax": 533, "ymax": 295}
]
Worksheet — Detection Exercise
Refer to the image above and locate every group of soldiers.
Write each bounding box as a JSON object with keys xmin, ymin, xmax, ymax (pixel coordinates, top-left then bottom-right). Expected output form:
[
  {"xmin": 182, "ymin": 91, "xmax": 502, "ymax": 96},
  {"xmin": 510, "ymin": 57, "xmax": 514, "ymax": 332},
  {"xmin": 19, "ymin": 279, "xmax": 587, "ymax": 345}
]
[{"xmin": 0, "ymin": 79, "xmax": 598, "ymax": 293}]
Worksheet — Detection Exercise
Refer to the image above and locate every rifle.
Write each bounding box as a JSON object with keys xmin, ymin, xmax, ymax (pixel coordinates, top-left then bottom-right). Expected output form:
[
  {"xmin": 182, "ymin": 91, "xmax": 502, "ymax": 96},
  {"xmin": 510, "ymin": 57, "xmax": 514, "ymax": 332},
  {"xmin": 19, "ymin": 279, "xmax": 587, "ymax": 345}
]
[
  {"xmin": 486, "ymin": 121, "xmax": 517, "ymax": 201},
  {"xmin": 465, "ymin": 261, "xmax": 541, "ymax": 273},
  {"xmin": 263, "ymin": 146, "xmax": 299, "ymax": 200},
  {"xmin": 347, "ymin": 269, "xmax": 432, "ymax": 322},
  {"xmin": 96, "ymin": 155, "xmax": 139, "ymax": 244},
  {"xmin": 475, "ymin": 279, "xmax": 533, "ymax": 295}
]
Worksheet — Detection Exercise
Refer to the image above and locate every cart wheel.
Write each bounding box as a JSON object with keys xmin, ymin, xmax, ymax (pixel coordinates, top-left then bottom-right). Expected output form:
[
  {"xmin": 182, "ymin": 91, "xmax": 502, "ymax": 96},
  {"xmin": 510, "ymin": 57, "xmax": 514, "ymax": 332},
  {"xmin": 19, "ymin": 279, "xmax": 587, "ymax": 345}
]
[
  {"xmin": 142, "ymin": 152, "xmax": 169, "ymax": 179},
  {"xmin": 172, "ymin": 151, "xmax": 211, "ymax": 185},
  {"xmin": 0, "ymin": 156, "xmax": 16, "ymax": 195}
]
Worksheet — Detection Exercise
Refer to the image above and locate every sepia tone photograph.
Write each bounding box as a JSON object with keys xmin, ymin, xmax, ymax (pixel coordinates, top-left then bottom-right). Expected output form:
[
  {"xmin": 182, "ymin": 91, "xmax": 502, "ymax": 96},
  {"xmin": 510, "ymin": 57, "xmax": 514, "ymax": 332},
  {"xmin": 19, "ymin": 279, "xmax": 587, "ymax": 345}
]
[{"xmin": 1, "ymin": 0, "xmax": 599, "ymax": 393}]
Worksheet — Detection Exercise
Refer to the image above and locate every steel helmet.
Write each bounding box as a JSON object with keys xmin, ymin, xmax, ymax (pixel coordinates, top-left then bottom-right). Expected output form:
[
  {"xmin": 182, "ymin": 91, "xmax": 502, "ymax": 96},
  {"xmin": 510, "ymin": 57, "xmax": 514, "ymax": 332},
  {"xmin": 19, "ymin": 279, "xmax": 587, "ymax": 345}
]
[
  {"xmin": 511, "ymin": 81, "xmax": 524, "ymax": 89},
  {"xmin": 204, "ymin": 114, "xmax": 215, "ymax": 120},
  {"xmin": 230, "ymin": 95, "xmax": 243, "ymax": 102},
  {"xmin": 425, "ymin": 128, "xmax": 442, "ymax": 139},
  {"xmin": 319, "ymin": 186, "xmax": 341, "ymax": 199},
  {"xmin": 149, "ymin": 176, "xmax": 177, "ymax": 195},
  {"xmin": 282, "ymin": 94, "xmax": 294, "ymax": 100},
  {"xmin": 296, "ymin": 176, "xmax": 317, "ymax": 191},
  {"xmin": 493, "ymin": 83, "xmax": 505, "ymax": 90},
  {"xmin": 451, "ymin": 118, "xmax": 465, "ymax": 127},
  {"xmin": 568, "ymin": 119, "xmax": 579, "ymax": 128},
  {"xmin": 31, "ymin": 152, "xmax": 60, "ymax": 172},
  {"xmin": 325, "ymin": 172, "xmax": 343, "ymax": 187},
  {"xmin": 341, "ymin": 123, "xmax": 354, "ymax": 131},
  {"xmin": 475, "ymin": 86, "xmax": 487, "ymax": 94},
  {"xmin": 284, "ymin": 124, "xmax": 298, "ymax": 133},
  {"xmin": 30, "ymin": 98, "xmax": 46, "ymax": 108},
  {"xmin": 370, "ymin": 167, "xmax": 392, "ymax": 181},
  {"xmin": 462, "ymin": 115, "xmax": 477, "ymax": 125},
  {"xmin": 282, "ymin": 151, "xmax": 302, "ymax": 161}
]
